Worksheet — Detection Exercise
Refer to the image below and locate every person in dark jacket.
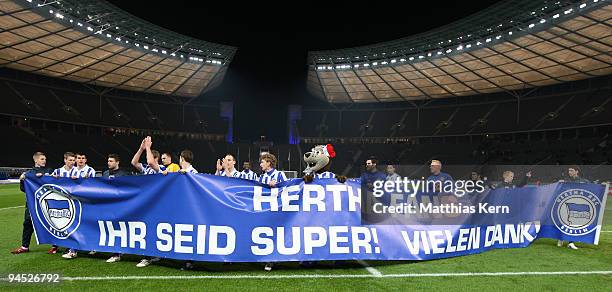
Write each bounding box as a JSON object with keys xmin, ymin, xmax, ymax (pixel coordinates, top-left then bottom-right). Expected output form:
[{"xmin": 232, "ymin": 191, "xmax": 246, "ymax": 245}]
[
  {"xmin": 11, "ymin": 152, "xmax": 53, "ymax": 254},
  {"xmin": 102, "ymin": 154, "xmax": 129, "ymax": 179}
]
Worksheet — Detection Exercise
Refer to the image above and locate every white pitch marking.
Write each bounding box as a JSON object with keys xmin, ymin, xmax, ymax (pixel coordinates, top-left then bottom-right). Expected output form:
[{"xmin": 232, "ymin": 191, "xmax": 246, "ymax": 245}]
[
  {"xmin": 357, "ymin": 260, "xmax": 383, "ymax": 277},
  {"xmin": 2, "ymin": 271, "xmax": 611, "ymax": 281},
  {"xmin": 0, "ymin": 205, "xmax": 24, "ymax": 211}
]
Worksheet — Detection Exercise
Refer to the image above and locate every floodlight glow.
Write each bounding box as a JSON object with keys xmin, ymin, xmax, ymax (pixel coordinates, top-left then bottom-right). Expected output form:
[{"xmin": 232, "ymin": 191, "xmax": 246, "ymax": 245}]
[
  {"xmin": 457, "ymin": 45, "xmax": 463, "ymax": 50},
  {"xmin": 143, "ymin": 45, "xmax": 149, "ymax": 49},
  {"xmin": 508, "ymin": 31, "xmax": 513, "ymax": 35},
  {"xmin": 553, "ymin": 13, "xmax": 559, "ymax": 18},
  {"xmin": 55, "ymin": 13, "xmax": 64, "ymax": 19},
  {"xmin": 466, "ymin": 44, "xmax": 472, "ymax": 48},
  {"xmin": 446, "ymin": 49, "xmax": 452, "ymax": 53},
  {"xmin": 363, "ymin": 63, "xmax": 370, "ymax": 67},
  {"xmin": 400, "ymin": 58, "xmax": 406, "ymax": 62},
  {"xmin": 106, "ymin": 33, "xmax": 111, "ymax": 38},
  {"xmin": 372, "ymin": 62, "xmax": 378, "ymax": 66},
  {"xmin": 161, "ymin": 50, "xmax": 167, "ymax": 54},
  {"xmin": 540, "ymin": 19, "xmax": 546, "ymax": 23},
  {"xmin": 485, "ymin": 38, "xmax": 491, "ymax": 42},
  {"xmin": 418, "ymin": 55, "xmax": 424, "ymax": 59},
  {"xmin": 564, "ymin": 8, "xmax": 572, "ymax": 14},
  {"xmin": 354, "ymin": 64, "xmax": 359, "ymax": 68},
  {"xmin": 381, "ymin": 61, "xmax": 388, "ymax": 65},
  {"xmin": 391, "ymin": 59, "xmax": 397, "ymax": 63},
  {"xmin": 579, "ymin": 3, "xmax": 586, "ymax": 8},
  {"xmin": 495, "ymin": 35, "xmax": 501, "ymax": 39},
  {"xmin": 437, "ymin": 51, "xmax": 442, "ymax": 55},
  {"xmin": 529, "ymin": 23, "xmax": 535, "ymax": 28}
]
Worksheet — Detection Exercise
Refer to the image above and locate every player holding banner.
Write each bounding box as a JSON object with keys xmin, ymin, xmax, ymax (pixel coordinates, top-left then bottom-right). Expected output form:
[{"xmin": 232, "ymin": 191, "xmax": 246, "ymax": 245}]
[
  {"xmin": 48, "ymin": 152, "xmax": 78, "ymax": 254},
  {"xmin": 62, "ymin": 152, "xmax": 96, "ymax": 259}
]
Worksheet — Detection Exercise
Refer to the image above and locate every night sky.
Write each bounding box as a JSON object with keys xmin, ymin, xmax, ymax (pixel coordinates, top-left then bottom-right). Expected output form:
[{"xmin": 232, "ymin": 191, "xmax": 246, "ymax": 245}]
[{"xmin": 106, "ymin": 0, "xmax": 502, "ymax": 141}]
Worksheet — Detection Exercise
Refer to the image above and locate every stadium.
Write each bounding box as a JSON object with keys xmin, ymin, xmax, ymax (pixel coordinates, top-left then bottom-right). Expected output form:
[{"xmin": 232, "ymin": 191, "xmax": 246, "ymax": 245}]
[{"xmin": 0, "ymin": 0, "xmax": 610, "ymax": 290}]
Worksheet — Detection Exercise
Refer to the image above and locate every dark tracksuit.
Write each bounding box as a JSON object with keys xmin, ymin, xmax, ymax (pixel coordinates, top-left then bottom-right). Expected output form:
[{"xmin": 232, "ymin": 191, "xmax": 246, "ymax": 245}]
[{"xmin": 19, "ymin": 167, "xmax": 53, "ymax": 248}]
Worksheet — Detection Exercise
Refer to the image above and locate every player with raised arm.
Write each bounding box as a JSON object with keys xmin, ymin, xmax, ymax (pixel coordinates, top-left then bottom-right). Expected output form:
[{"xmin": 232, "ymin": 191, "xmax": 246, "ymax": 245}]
[
  {"xmin": 132, "ymin": 137, "xmax": 165, "ymax": 268},
  {"xmin": 215, "ymin": 154, "xmax": 241, "ymax": 178}
]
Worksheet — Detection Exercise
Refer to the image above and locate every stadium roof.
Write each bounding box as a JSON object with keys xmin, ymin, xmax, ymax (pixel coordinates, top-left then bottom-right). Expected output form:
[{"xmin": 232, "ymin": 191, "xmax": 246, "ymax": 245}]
[
  {"xmin": 0, "ymin": 0, "xmax": 237, "ymax": 97},
  {"xmin": 307, "ymin": 0, "xmax": 612, "ymax": 103}
]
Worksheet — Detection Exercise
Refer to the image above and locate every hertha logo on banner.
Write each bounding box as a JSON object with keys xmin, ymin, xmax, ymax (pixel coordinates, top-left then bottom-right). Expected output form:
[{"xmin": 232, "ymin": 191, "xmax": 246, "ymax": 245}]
[
  {"xmin": 551, "ymin": 188, "xmax": 601, "ymax": 236},
  {"xmin": 34, "ymin": 184, "xmax": 82, "ymax": 239}
]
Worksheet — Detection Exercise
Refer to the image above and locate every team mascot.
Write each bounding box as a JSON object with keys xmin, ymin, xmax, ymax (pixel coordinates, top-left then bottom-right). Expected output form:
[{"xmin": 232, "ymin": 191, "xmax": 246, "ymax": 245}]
[{"xmin": 302, "ymin": 144, "xmax": 346, "ymax": 183}]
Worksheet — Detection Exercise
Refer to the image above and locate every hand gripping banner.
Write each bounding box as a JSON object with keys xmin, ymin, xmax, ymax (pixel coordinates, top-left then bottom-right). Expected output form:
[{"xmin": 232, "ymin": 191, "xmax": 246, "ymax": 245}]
[{"xmin": 24, "ymin": 173, "xmax": 608, "ymax": 262}]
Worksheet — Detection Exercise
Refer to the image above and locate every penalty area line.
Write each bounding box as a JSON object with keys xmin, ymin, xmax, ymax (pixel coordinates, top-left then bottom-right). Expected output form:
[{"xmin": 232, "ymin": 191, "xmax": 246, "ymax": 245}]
[{"xmin": 1, "ymin": 271, "xmax": 610, "ymax": 281}]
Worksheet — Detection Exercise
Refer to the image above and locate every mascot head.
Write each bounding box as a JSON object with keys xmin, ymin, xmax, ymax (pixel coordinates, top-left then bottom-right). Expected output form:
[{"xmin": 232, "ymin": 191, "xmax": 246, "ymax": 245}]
[{"xmin": 303, "ymin": 144, "xmax": 336, "ymax": 175}]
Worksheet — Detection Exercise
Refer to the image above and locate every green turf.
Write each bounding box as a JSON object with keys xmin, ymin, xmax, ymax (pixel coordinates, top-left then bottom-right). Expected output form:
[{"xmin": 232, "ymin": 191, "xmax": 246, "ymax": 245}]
[{"xmin": 0, "ymin": 183, "xmax": 610, "ymax": 291}]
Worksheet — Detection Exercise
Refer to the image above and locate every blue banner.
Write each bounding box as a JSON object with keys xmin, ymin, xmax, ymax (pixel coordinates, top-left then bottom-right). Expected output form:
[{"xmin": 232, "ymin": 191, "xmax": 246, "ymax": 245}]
[{"xmin": 24, "ymin": 174, "xmax": 608, "ymax": 262}]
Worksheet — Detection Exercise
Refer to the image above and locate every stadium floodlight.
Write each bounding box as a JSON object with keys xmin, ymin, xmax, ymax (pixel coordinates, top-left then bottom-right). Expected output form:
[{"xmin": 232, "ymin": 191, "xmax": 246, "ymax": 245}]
[
  {"xmin": 55, "ymin": 13, "xmax": 64, "ymax": 19},
  {"xmin": 580, "ymin": 3, "xmax": 586, "ymax": 8},
  {"xmin": 152, "ymin": 48, "xmax": 158, "ymax": 52},
  {"xmin": 354, "ymin": 64, "xmax": 359, "ymax": 68},
  {"xmin": 135, "ymin": 43, "xmax": 140, "ymax": 47},
  {"xmin": 391, "ymin": 59, "xmax": 397, "ymax": 63},
  {"xmin": 485, "ymin": 38, "xmax": 492, "ymax": 42},
  {"xmin": 381, "ymin": 61, "xmax": 388, "ymax": 65},
  {"xmin": 508, "ymin": 31, "xmax": 513, "ymax": 35},
  {"xmin": 457, "ymin": 45, "xmax": 463, "ymax": 50},
  {"xmin": 327, "ymin": 66, "xmax": 333, "ymax": 69},
  {"xmin": 427, "ymin": 52, "xmax": 432, "ymax": 57},
  {"xmin": 437, "ymin": 51, "xmax": 443, "ymax": 55},
  {"xmin": 106, "ymin": 33, "xmax": 111, "ymax": 38},
  {"xmin": 476, "ymin": 41, "xmax": 482, "ymax": 45},
  {"xmin": 86, "ymin": 26, "xmax": 93, "ymax": 31},
  {"xmin": 529, "ymin": 23, "xmax": 535, "ymax": 28},
  {"xmin": 161, "ymin": 50, "xmax": 167, "ymax": 54},
  {"xmin": 446, "ymin": 49, "xmax": 452, "ymax": 53},
  {"xmin": 372, "ymin": 62, "xmax": 378, "ymax": 66},
  {"xmin": 540, "ymin": 19, "xmax": 546, "ymax": 23},
  {"xmin": 143, "ymin": 45, "xmax": 149, "ymax": 49},
  {"xmin": 418, "ymin": 55, "xmax": 424, "ymax": 59},
  {"xmin": 495, "ymin": 35, "xmax": 501, "ymax": 40},
  {"xmin": 400, "ymin": 58, "xmax": 406, "ymax": 62},
  {"xmin": 77, "ymin": 22, "xmax": 83, "ymax": 26},
  {"xmin": 26, "ymin": 0, "xmax": 32, "ymax": 2},
  {"xmin": 553, "ymin": 13, "xmax": 560, "ymax": 18},
  {"xmin": 564, "ymin": 8, "xmax": 573, "ymax": 14},
  {"xmin": 466, "ymin": 44, "xmax": 472, "ymax": 48},
  {"xmin": 49, "ymin": 10, "xmax": 53, "ymax": 14},
  {"xmin": 363, "ymin": 63, "xmax": 370, "ymax": 67}
]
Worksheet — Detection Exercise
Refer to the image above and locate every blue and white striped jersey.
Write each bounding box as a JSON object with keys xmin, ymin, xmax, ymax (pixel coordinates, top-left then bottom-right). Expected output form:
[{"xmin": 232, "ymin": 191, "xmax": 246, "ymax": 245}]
[
  {"xmin": 240, "ymin": 169, "xmax": 259, "ymax": 181},
  {"xmin": 140, "ymin": 163, "xmax": 166, "ymax": 175},
  {"xmin": 315, "ymin": 171, "xmax": 336, "ymax": 179},
  {"xmin": 217, "ymin": 169, "xmax": 241, "ymax": 178},
  {"xmin": 258, "ymin": 168, "xmax": 287, "ymax": 185},
  {"xmin": 183, "ymin": 165, "xmax": 198, "ymax": 174},
  {"xmin": 75, "ymin": 165, "xmax": 96, "ymax": 178},
  {"xmin": 52, "ymin": 166, "xmax": 77, "ymax": 177}
]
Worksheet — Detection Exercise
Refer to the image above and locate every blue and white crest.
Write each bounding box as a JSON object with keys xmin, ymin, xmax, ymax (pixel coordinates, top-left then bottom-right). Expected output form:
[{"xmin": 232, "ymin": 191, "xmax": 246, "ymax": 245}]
[
  {"xmin": 551, "ymin": 188, "xmax": 600, "ymax": 236},
  {"xmin": 34, "ymin": 184, "xmax": 82, "ymax": 239}
]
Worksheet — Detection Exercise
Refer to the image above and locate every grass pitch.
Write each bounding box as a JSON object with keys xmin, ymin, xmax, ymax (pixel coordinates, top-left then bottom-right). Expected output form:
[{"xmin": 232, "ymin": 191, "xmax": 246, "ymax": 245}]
[{"xmin": 0, "ymin": 183, "xmax": 610, "ymax": 291}]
